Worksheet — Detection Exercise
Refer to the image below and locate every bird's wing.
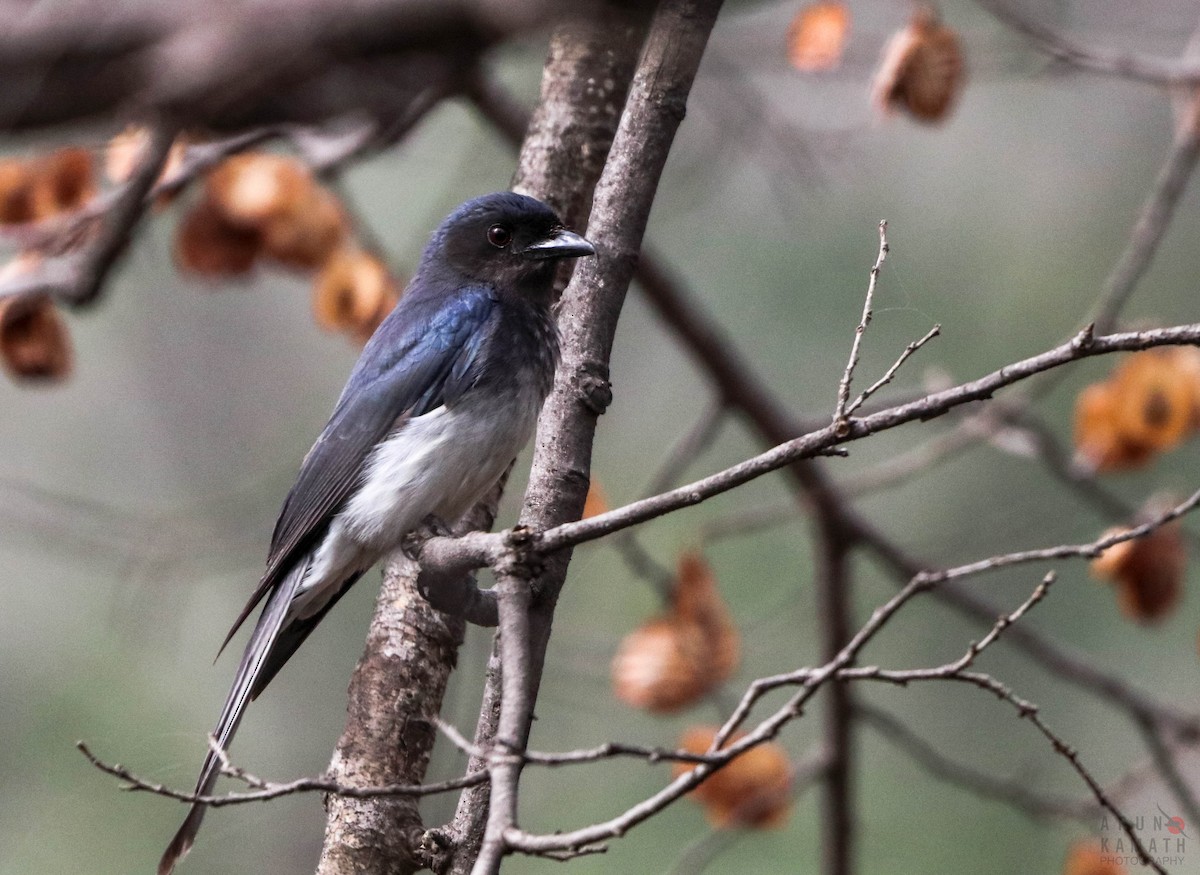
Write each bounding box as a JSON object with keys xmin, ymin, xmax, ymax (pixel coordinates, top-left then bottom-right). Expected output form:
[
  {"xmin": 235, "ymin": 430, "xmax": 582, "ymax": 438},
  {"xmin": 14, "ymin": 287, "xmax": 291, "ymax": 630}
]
[{"xmin": 220, "ymin": 286, "xmax": 497, "ymax": 651}]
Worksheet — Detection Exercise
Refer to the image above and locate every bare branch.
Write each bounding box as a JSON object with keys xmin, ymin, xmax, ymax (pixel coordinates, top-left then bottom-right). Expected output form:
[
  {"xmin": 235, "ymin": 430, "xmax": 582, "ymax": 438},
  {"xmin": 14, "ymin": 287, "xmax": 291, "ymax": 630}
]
[
  {"xmin": 531, "ymin": 324, "xmax": 1200, "ymax": 555},
  {"xmin": 0, "ymin": 0, "xmax": 586, "ymax": 133},
  {"xmin": 945, "ymin": 671, "xmax": 1163, "ymax": 873},
  {"xmin": 845, "ymin": 324, "xmax": 940, "ymax": 416},
  {"xmin": 977, "ymin": 0, "xmax": 1200, "ymax": 85},
  {"xmin": 475, "ymin": 1, "xmax": 726, "ymax": 871},
  {"xmin": 0, "ymin": 125, "xmax": 175, "ymax": 307},
  {"xmin": 833, "ymin": 220, "xmax": 889, "ymax": 424},
  {"xmin": 77, "ymin": 741, "xmax": 485, "ymax": 806}
]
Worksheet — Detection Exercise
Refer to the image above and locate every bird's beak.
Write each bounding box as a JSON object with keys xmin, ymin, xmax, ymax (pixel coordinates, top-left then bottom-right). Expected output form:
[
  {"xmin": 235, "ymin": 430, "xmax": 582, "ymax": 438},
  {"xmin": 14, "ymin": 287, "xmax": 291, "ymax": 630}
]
[{"xmin": 524, "ymin": 228, "xmax": 596, "ymax": 260}]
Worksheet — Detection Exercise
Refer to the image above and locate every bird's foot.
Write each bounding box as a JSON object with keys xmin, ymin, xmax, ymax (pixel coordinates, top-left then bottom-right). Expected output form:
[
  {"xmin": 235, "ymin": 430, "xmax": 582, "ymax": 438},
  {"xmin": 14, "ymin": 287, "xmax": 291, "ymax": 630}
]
[
  {"xmin": 417, "ymin": 827, "xmax": 456, "ymax": 874},
  {"xmin": 416, "ymin": 570, "xmax": 499, "ymax": 627}
]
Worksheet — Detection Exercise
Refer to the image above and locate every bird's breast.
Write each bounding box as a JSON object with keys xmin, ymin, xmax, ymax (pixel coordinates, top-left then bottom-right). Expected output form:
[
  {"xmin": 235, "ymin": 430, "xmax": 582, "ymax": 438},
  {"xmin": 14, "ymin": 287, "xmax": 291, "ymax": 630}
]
[{"xmin": 337, "ymin": 375, "xmax": 546, "ymax": 551}]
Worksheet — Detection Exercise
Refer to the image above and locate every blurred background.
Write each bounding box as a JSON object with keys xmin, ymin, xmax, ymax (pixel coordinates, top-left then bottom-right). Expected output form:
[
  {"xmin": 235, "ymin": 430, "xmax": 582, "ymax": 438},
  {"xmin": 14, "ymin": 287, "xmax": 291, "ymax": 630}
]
[{"xmin": 1, "ymin": 1, "xmax": 1199, "ymax": 873}]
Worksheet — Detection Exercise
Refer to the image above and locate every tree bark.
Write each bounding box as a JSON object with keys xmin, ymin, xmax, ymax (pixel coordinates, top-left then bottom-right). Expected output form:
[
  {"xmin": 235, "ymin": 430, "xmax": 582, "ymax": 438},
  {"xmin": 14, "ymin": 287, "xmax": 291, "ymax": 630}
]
[
  {"xmin": 445, "ymin": 8, "xmax": 650, "ymax": 873},
  {"xmin": 471, "ymin": 1, "xmax": 725, "ymax": 871},
  {"xmin": 317, "ymin": 488, "xmax": 503, "ymax": 875}
]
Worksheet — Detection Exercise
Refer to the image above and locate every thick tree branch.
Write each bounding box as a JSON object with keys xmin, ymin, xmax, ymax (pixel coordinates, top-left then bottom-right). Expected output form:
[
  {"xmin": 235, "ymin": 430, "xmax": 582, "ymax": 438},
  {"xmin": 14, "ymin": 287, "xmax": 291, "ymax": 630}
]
[
  {"xmin": 315, "ymin": 556, "xmax": 466, "ymax": 875},
  {"xmin": 474, "ymin": 1, "xmax": 725, "ymax": 871},
  {"xmin": 439, "ymin": 8, "xmax": 651, "ymax": 874},
  {"xmin": 0, "ymin": 0, "xmax": 590, "ymax": 132}
]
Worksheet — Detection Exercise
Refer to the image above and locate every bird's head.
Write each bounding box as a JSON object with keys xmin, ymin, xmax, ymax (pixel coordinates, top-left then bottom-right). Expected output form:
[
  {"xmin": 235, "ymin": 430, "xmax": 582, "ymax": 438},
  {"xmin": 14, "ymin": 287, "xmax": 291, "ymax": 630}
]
[{"xmin": 429, "ymin": 192, "xmax": 595, "ymax": 300}]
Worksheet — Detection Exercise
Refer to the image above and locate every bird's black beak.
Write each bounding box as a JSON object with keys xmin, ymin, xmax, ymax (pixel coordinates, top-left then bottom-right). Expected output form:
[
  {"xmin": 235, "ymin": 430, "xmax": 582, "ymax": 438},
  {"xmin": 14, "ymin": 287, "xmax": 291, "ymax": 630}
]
[{"xmin": 523, "ymin": 228, "xmax": 596, "ymax": 260}]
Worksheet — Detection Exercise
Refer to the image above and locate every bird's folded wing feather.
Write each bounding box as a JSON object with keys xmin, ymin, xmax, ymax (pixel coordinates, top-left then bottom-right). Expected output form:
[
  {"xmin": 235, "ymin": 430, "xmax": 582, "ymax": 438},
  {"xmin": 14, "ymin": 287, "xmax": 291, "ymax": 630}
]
[{"xmin": 220, "ymin": 286, "xmax": 497, "ymax": 650}]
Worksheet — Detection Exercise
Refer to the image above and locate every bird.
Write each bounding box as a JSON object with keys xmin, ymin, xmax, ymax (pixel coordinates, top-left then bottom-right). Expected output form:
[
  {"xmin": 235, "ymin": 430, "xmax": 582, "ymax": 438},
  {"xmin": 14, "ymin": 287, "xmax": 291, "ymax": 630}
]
[{"xmin": 159, "ymin": 192, "xmax": 594, "ymax": 874}]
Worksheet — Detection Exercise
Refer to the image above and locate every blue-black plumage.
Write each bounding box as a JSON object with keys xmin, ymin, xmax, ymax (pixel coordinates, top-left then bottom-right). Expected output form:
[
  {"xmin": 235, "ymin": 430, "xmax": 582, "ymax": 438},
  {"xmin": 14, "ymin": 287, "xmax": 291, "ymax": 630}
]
[{"xmin": 159, "ymin": 192, "xmax": 594, "ymax": 874}]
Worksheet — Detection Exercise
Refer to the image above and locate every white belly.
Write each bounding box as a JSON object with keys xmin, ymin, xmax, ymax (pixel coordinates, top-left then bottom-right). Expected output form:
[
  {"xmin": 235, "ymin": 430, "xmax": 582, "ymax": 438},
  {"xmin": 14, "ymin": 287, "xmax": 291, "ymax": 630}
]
[{"xmin": 287, "ymin": 388, "xmax": 542, "ymax": 620}]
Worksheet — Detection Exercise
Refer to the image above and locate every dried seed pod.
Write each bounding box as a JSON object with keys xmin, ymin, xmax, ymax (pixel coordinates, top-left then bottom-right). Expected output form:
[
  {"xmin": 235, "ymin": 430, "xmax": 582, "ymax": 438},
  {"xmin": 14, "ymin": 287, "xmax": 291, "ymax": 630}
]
[
  {"xmin": 0, "ymin": 293, "xmax": 73, "ymax": 383},
  {"xmin": 787, "ymin": 2, "xmax": 850, "ymax": 72},
  {"xmin": 673, "ymin": 551, "xmax": 740, "ymax": 679},
  {"xmin": 1073, "ymin": 382, "xmax": 1155, "ymax": 472},
  {"xmin": 262, "ymin": 185, "xmax": 348, "ymax": 269},
  {"xmin": 612, "ymin": 619, "xmax": 712, "ymax": 712},
  {"xmin": 1110, "ymin": 349, "xmax": 1196, "ymax": 452},
  {"xmin": 674, "ymin": 726, "xmax": 792, "ymax": 829},
  {"xmin": 1090, "ymin": 503, "xmax": 1186, "ymax": 623},
  {"xmin": 1089, "ymin": 527, "xmax": 1135, "ymax": 581},
  {"xmin": 207, "ymin": 153, "xmax": 315, "ymax": 229},
  {"xmin": 611, "ymin": 552, "xmax": 740, "ymax": 713},
  {"xmin": 31, "ymin": 147, "xmax": 95, "ymax": 217},
  {"xmin": 0, "ymin": 160, "xmax": 36, "ymax": 224},
  {"xmin": 1063, "ymin": 841, "xmax": 1126, "ymax": 875},
  {"xmin": 348, "ymin": 287, "xmax": 399, "ymax": 346},
  {"xmin": 871, "ymin": 5, "xmax": 964, "ymax": 122},
  {"xmin": 175, "ymin": 199, "xmax": 262, "ymax": 277},
  {"xmin": 312, "ymin": 248, "xmax": 395, "ymax": 334},
  {"xmin": 1073, "ymin": 349, "xmax": 1200, "ymax": 472}
]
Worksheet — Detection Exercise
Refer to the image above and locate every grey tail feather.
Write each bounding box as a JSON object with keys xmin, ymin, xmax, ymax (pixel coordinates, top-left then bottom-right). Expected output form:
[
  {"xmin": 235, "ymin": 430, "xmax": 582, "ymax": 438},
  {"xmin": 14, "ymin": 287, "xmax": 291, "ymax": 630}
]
[
  {"xmin": 250, "ymin": 570, "xmax": 363, "ymax": 700},
  {"xmin": 158, "ymin": 560, "xmax": 309, "ymax": 875}
]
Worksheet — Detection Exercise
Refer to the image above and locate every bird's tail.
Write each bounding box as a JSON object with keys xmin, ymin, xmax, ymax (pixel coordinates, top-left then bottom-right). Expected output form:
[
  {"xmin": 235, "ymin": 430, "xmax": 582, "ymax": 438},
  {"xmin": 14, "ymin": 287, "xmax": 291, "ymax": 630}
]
[{"xmin": 158, "ymin": 560, "xmax": 308, "ymax": 875}]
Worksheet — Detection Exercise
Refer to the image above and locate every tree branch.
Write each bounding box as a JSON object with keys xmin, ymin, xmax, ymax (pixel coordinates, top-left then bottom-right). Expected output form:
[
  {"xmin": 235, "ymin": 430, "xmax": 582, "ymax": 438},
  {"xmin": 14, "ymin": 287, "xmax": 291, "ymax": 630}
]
[
  {"xmin": 77, "ymin": 741, "xmax": 485, "ymax": 806},
  {"xmin": 976, "ymin": 0, "xmax": 1200, "ymax": 85},
  {"xmin": 473, "ymin": 1, "xmax": 725, "ymax": 871}
]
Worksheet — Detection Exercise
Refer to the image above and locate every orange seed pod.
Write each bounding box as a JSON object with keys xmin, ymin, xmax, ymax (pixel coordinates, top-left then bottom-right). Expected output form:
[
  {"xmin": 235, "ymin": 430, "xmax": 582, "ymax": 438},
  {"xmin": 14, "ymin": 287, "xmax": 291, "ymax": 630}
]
[
  {"xmin": 174, "ymin": 199, "xmax": 262, "ymax": 277},
  {"xmin": 611, "ymin": 552, "xmax": 739, "ymax": 713},
  {"xmin": 787, "ymin": 2, "xmax": 850, "ymax": 73},
  {"xmin": 1109, "ymin": 349, "xmax": 1196, "ymax": 453},
  {"xmin": 583, "ymin": 479, "xmax": 609, "ymax": 518},
  {"xmin": 674, "ymin": 726, "xmax": 793, "ymax": 829},
  {"xmin": 1073, "ymin": 382, "xmax": 1155, "ymax": 472},
  {"xmin": 871, "ymin": 5, "xmax": 964, "ymax": 123},
  {"xmin": 312, "ymin": 248, "xmax": 395, "ymax": 334},
  {"xmin": 31, "ymin": 147, "xmax": 95, "ymax": 218},
  {"xmin": 261, "ymin": 184, "xmax": 347, "ymax": 269},
  {"xmin": 0, "ymin": 160, "xmax": 37, "ymax": 224},
  {"xmin": 207, "ymin": 153, "xmax": 315, "ymax": 229},
  {"xmin": 0, "ymin": 293, "xmax": 73, "ymax": 383},
  {"xmin": 1090, "ymin": 509, "xmax": 1186, "ymax": 624}
]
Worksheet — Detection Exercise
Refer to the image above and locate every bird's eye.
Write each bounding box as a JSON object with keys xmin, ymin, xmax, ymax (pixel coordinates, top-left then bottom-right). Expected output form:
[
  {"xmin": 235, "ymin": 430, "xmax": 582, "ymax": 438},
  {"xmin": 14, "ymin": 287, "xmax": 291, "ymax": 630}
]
[{"xmin": 486, "ymin": 225, "xmax": 512, "ymax": 248}]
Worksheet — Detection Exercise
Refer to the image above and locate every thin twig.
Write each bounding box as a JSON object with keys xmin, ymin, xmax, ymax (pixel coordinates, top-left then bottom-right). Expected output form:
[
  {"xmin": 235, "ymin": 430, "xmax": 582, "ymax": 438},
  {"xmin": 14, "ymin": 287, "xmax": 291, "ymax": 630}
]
[
  {"xmin": 845, "ymin": 324, "xmax": 940, "ymax": 416},
  {"xmin": 976, "ymin": 0, "xmax": 1200, "ymax": 86},
  {"xmin": 833, "ymin": 221, "xmax": 889, "ymax": 424},
  {"xmin": 418, "ymin": 323, "xmax": 1200, "ymax": 576},
  {"xmin": 77, "ymin": 741, "xmax": 485, "ymax": 806},
  {"xmin": 949, "ymin": 671, "xmax": 1162, "ymax": 873},
  {"xmin": 438, "ymin": 716, "xmax": 733, "ymax": 768},
  {"xmin": 532, "ymin": 325, "xmax": 1200, "ymax": 555},
  {"xmin": 715, "ymin": 484, "xmax": 1200, "ymax": 744}
]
